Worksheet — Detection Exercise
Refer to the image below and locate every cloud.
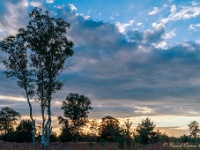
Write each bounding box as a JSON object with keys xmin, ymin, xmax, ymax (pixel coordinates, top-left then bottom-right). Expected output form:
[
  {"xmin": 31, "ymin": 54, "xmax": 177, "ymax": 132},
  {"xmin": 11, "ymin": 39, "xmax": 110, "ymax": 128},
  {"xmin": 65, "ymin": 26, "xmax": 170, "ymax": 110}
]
[
  {"xmin": 0, "ymin": 0, "xmax": 29, "ymax": 39},
  {"xmin": 149, "ymin": 7, "xmax": 159, "ymax": 15},
  {"xmin": 189, "ymin": 24, "xmax": 200, "ymax": 31},
  {"xmin": 115, "ymin": 20, "xmax": 134, "ymax": 33},
  {"xmin": 137, "ymin": 22, "xmax": 143, "ymax": 26},
  {"xmin": 46, "ymin": 0, "xmax": 54, "ymax": 3},
  {"xmin": 1, "ymin": 2, "xmax": 200, "ymax": 125},
  {"xmin": 161, "ymin": 4, "xmax": 200, "ymax": 24},
  {"xmin": 69, "ymin": 4, "xmax": 77, "ymax": 11},
  {"xmin": 30, "ymin": 1, "xmax": 42, "ymax": 7},
  {"xmin": 163, "ymin": 29, "xmax": 176, "ymax": 39}
]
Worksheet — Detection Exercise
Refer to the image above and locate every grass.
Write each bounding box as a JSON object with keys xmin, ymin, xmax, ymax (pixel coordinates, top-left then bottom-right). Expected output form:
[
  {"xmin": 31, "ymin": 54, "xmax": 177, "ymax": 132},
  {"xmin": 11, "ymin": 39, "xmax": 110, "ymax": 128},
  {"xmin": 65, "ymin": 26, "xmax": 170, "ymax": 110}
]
[
  {"xmin": 0, "ymin": 142, "xmax": 120, "ymax": 150},
  {"xmin": 0, "ymin": 142, "xmax": 200, "ymax": 150}
]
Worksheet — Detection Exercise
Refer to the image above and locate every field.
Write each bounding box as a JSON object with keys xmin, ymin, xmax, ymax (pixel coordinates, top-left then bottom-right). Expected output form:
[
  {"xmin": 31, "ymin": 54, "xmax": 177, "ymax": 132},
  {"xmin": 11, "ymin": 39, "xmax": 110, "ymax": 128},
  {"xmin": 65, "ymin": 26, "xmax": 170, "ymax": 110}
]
[
  {"xmin": 1, "ymin": 142, "xmax": 200, "ymax": 150},
  {"xmin": 0, "ymin": 142, "xmax": 160, "ymax": 150}
]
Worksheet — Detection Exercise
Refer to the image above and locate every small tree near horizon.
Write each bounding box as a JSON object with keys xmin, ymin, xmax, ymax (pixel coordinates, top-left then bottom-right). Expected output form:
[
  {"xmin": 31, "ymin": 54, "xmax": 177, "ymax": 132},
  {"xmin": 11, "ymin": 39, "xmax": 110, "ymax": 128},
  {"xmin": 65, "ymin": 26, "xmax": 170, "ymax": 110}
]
[
  {"xmin": 135, "ymin": 117, "xmax": 157, "ymax": 145},
  {"xmin": 0, "ymin": 107, "xmax": 21, "ymax": 135},
  {"xmin": 99, "ymin": 115, "xmax": 121, "ymax": 142},
  {"xmin": 188, "ymin": 121, "xmax": 199, "ymax": 141},
  {"xmin": 58, "ymin": 93, "xmax": 92, "ymax": 142},
  {"xmin": 15, "ymin": 120, "xmax": 33, "ymax": 143}
]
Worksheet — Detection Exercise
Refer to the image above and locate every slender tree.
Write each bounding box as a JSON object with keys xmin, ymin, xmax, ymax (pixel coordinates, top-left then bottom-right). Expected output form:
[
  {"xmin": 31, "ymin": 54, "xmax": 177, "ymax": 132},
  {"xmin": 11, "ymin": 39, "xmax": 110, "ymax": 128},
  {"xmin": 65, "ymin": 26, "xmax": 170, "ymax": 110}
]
[
  {"xmin": 26, "ymin": 8, "xmax": 74, "ymax": 147},
  {"xmin": 0, "ymin": 29, "xmax": 36, "ymax": 144},
  {"xmin": 124, "ymin": 119, "xmax": 133, "ymax": 137}
]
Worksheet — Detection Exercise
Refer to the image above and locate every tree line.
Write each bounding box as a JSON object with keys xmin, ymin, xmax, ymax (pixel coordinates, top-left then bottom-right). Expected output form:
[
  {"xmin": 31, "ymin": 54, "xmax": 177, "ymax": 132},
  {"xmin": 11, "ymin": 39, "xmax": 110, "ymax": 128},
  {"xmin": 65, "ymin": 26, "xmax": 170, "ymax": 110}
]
[{"xmin": 1, "ymin": 104, "xmax": 200, "ymax": 149}]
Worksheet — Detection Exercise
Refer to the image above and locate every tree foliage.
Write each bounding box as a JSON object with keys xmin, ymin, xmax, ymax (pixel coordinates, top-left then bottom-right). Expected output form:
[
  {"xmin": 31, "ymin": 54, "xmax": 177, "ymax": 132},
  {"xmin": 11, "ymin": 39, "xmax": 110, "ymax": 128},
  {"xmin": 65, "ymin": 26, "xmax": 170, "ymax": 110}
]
[
  {"xmin": 135, "ymin": 117, "xmax": 157, "ymax": 145},
  {"xmin": 26, "ymin": 8, "xmax": 74, "ymax": 147},
  {"xmin": 99, "ymin": 116, "xmax": 121, "ymax": 142},
  {"xmin": 15, "ymin": 120, "xmax": 33, "ymax": 143},
  {"xmin": 188, "ymin": 121, "xmax": 199, "ymax": 139},
  {"xmin": 0, "ymin": 107, "xmax": 21, "ymax": 135},
  {"xmin": 0, "ymin": 7, "xmax": 74, "ymax": 148},
  {"xmin": 0, "ymin": 27, "xmax": 36, "ymax": 144},
  {"xmin": 59, "ymin": 93, "xmax": 92, "ymax": 142}
]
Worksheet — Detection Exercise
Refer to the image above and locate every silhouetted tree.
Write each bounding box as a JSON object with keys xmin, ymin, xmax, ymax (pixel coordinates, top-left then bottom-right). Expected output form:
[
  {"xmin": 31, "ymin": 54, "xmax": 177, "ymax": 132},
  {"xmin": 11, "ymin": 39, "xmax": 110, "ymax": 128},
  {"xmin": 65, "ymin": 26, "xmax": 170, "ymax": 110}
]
[
  {"xmin": 0, "ymin": 28, "xmax": 36, "ymax": 144},
  {"xmin": 15, "ymin": 120, "xmax": 33, "ymax": 143},
  {"xmin": 180, "ymin": 134, "xmax": 191, "ymax": 143},
  {"xmin": 135, "ymin": 117, "xmax": 157, "ymax": 145},
  {"xmin": 188, "ymin": 121, "xmax": 199, "ymax": 142},
  {"xmin": 27, "ymin": 8, "xmax": 74, "ymax": 148},
  {"xmin": 0, "ymin": 107, "xmax": 21, "ymax": 135},
  {"xmin": 58, "ymin": 116, "xmax": 73, "ymax": 142},
  {"xmin": 0, "ymin": 7, "xmax": 74, "ymax": 148},
  {"xmin": 99, "ymin": 116, "xmax": 121, "ymax": 142},
  {"xmin": 59, "ymin": 93, "xmax": 92, "ymax": 142},
  {"xmin": 89, "ymin": 119, "xmax": 99, "ymax": 142},
  {"xmin": 49, "ymin": 132, "xmax": 58, "ymax": 142},
  {"xmin": 122, "ymin": 119, "xmax": 133, "ymax": 147}
]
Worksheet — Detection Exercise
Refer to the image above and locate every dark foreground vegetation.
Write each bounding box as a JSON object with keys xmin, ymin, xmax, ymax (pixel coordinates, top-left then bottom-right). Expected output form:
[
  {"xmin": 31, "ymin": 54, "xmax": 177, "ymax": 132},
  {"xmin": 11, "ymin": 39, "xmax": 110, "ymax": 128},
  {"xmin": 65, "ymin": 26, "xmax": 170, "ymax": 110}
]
[
  {"xmin": 0, "ymin": 142, "xmax": 159, "ymax": 150},
  {"xmin": 1, "ymin": 142, "xmax": 200, "ymax": 150},
  {"xmin": 1, "ymin": 107, "xmax": 200, "ymax": 150}
]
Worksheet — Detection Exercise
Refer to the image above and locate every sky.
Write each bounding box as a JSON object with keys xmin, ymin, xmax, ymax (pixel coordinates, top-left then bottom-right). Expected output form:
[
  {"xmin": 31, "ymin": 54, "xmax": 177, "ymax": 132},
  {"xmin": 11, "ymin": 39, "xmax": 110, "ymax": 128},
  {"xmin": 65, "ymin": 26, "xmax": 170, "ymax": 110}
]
[{"xmin": 1, "ymin": 0, "xmax": 200, "ymax": 136}]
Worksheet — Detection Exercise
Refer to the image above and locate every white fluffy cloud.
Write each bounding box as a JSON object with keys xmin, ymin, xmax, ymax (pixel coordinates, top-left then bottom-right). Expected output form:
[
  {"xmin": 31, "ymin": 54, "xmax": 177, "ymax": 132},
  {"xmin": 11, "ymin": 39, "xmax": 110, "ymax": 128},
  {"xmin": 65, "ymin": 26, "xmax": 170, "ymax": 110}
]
[
  {"xmin": 189, "ymin": 24, "xmax": 200, "ymax": 31},
  {"xmin": 115, "ymin": 20, "xmax": 134, "ymax": 33},
  {"xmin": 161, "ymin": 4, "xmax": 200, "ymax": 24},
  {"xmin": 149, "ymin": 7, "xmax": 159, "ymax": 15}
]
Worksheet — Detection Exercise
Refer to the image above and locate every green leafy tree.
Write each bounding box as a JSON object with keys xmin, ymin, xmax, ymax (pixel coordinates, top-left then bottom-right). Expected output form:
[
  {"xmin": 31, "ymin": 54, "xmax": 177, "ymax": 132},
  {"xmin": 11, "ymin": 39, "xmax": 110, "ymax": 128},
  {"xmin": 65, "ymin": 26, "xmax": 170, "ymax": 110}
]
[
  {"xmin": 15, "ymin": 120, "xmax": 33, "ymax": 143},
  {"xmin": 135, "ymin": 117, "xmax": 157, "ymax": 145},
  {"xmin": 188, "ymin": 121, "xmax": 199, "ymax": 141},
  {"xmin": 58, "ymin": 93, "xmax": 92, "ymax": 142},
  {"xmin": 99, "ymin": 116, "xmax": 121, "ymax": 142},
  {"xmin": 0, "ymin": 107, "xmax": 21, "ymax": 135}
]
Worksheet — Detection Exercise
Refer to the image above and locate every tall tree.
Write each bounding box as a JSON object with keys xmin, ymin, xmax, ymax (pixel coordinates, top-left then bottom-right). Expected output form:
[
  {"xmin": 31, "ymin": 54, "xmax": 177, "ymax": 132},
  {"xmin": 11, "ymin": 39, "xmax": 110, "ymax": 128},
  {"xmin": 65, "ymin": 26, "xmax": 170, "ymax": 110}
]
[
  {"xmin": 188, "ymin": 121, "xmax": 199, "ymax": 140},
  {"xmin": 0, "ymin": 107, "xmax": 21, "ymax": 134},
  {"xmin": 58, "ymin": 93, "xmax": 92, "ymax": 142},
  {"xmin": 0, "ymin": 7, "xmax": 74, "ymax": 148},
  {"xmin": 27, "ymin": 8, "xmax": 74, "ymax": 147},
  {"xmin": 0, "ymin": 28, "xmax": 36, "ymax": 144}
]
